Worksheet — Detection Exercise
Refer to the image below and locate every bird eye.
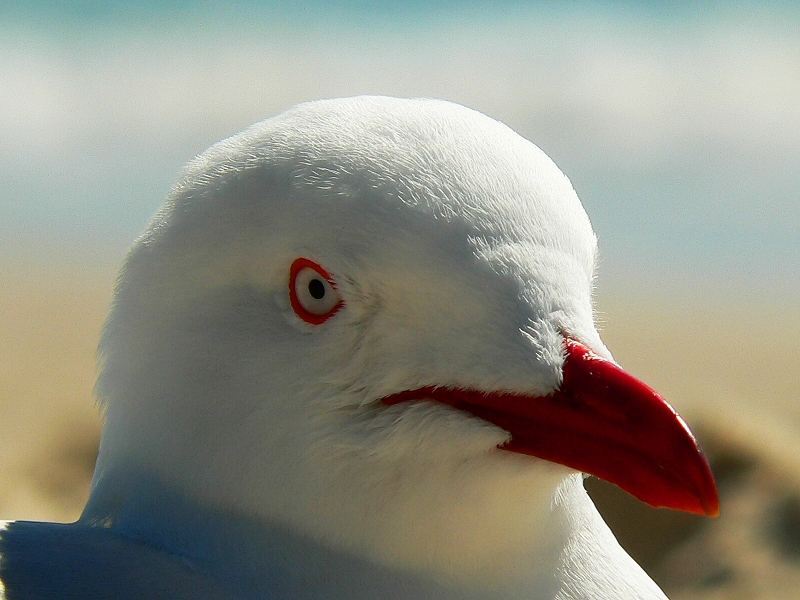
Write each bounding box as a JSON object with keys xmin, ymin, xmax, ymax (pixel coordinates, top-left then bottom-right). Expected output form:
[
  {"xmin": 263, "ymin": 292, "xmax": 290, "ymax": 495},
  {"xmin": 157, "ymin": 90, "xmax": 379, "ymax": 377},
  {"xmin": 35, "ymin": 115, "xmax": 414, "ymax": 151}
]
[{"xmin": 289, "ymin": 258, "xmax": 344, "ymax": 324}]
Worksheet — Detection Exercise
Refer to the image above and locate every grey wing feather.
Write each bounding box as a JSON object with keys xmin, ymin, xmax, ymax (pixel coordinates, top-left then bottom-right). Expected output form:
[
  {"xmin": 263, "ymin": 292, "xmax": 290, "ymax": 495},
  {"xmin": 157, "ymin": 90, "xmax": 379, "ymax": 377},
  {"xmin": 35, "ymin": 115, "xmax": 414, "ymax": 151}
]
[{"xmin": 0, "ymin": 521, "xmax": 242, "ymax": 600}]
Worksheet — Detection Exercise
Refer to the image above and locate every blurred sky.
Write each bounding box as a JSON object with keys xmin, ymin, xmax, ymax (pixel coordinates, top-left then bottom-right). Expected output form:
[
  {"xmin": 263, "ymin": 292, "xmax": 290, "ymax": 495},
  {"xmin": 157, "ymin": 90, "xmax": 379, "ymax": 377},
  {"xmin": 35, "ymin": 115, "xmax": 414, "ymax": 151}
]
[{"xmin": 2, "ymin": 1, "xmax": 798, "ymax": 302}]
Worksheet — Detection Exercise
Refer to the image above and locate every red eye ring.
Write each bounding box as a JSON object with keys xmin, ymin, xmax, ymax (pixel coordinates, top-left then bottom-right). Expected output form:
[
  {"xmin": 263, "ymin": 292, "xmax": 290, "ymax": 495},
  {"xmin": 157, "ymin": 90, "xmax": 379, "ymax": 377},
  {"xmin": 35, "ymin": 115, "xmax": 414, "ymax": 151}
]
[{"xmin": 289, "ymin": 257, "xmax": 344, "ymax": 325}]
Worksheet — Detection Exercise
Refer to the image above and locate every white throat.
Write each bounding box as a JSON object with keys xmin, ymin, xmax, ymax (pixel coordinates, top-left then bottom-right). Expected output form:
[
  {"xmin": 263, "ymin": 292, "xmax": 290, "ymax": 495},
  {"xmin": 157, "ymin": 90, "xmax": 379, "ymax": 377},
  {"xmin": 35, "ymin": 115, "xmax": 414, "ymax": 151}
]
[{"xmin": 84, "ymin": 448, "xmax": 666, "ymax": 599}]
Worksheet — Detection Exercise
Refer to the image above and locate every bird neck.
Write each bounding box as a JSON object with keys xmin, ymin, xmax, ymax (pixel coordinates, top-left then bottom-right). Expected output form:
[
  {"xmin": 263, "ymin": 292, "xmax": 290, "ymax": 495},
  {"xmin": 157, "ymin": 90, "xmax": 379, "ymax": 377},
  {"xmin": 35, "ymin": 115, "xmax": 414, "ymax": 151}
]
[{"xmin": 82, "ymin": 464, "xmax": 665, "ymax": 599}]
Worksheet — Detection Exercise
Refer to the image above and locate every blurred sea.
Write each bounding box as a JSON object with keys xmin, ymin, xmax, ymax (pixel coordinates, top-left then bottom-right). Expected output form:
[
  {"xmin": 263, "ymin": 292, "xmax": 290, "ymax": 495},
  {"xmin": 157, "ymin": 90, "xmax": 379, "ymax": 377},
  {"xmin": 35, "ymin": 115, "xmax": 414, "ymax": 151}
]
[{"xmin": 2, "ymin": 3, "xmax": 798, "ymax": 598}]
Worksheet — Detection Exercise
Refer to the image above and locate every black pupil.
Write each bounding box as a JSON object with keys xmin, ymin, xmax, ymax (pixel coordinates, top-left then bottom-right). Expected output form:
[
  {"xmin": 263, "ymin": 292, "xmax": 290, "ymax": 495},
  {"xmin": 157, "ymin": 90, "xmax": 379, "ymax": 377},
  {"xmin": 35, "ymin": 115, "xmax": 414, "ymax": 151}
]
[{"xmin": 308, "ymin": 278, "xmax": 326, "ymax": 300}]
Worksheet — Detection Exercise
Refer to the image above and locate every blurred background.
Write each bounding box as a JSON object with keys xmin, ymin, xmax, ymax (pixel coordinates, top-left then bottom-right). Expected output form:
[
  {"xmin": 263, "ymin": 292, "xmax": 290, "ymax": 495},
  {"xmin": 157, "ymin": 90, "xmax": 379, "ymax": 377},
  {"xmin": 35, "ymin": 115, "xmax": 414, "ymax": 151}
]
[{"xmin": 1, "ymin": 2, "xmax": 798, "ymax": 598}]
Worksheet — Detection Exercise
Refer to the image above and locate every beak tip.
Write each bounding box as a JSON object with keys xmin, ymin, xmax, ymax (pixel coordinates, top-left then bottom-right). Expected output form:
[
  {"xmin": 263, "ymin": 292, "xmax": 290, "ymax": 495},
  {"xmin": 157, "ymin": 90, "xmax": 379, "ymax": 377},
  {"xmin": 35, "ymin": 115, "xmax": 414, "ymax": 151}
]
[
  {"xmin": 702, "ymin": 488, "xmax": 721, "ymax": 518},
  {"xmin": 681, "ymin": 467, "xmax": 720, "ymax": 517},
  {"xmin": 697, "ymin": 452, "xmax": 721, "ymax": 518}
]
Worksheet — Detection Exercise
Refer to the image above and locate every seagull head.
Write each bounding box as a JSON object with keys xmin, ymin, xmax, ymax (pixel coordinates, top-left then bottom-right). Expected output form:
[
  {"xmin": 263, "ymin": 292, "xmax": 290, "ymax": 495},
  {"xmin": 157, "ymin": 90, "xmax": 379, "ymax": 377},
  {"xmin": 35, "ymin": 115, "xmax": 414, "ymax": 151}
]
[{"xmin": 89, "ymin": 96, "xmax": 717, "ymax": 586}]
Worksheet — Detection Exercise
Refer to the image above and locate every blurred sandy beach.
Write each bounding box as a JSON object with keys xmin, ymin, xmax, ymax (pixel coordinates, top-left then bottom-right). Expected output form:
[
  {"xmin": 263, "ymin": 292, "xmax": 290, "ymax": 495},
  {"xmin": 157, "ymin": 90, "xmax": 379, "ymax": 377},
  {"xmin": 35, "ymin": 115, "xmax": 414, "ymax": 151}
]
[
  {"xmin": 0, "ymin": 264, "xmax": 107, "ymax": 522},
  {"xmin": 2, "ymin": 262, "xmax": 798, "ymax": 598}
]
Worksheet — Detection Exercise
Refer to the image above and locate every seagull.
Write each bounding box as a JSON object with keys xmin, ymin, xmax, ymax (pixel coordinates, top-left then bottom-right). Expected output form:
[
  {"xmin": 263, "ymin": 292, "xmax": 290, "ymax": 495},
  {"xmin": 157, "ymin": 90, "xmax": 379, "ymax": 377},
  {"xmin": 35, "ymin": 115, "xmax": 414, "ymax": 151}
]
[{"xmin": 0, "ymin": 96, "xmax": 718, "ymax": 599}]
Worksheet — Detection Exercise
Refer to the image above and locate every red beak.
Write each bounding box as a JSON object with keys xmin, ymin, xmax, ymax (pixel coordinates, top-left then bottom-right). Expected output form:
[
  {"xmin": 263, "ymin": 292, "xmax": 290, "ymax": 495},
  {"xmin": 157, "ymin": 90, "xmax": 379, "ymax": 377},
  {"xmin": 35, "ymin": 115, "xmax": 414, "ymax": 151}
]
[{"xmin": 382, "ymin": 338, "xmax": 719, "ymax": 517}]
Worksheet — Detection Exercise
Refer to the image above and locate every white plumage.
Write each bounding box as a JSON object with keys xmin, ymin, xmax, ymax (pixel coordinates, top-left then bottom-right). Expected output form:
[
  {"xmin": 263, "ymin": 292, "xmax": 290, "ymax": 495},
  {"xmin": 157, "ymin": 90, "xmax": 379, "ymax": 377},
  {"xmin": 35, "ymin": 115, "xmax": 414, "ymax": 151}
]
[{"xmin": 0, "ymin": 96, "xmax": 714, "ymax": 598}]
